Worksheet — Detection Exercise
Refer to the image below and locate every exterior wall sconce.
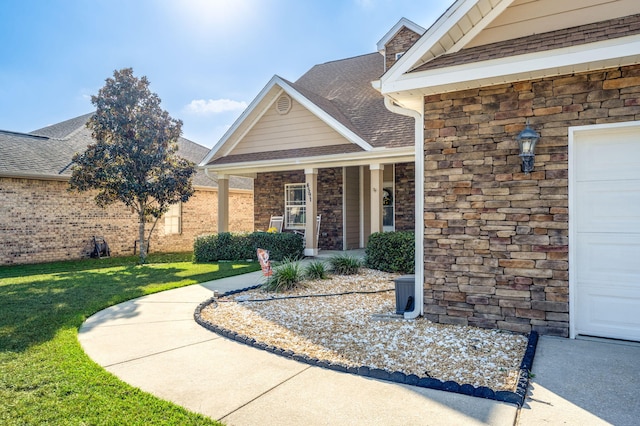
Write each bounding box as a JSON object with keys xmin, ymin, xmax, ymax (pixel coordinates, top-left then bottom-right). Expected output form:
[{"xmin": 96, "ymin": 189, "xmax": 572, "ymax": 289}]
[{"xmin": 517, "ymin": 120, "xmax": 540, "ymax": 174}]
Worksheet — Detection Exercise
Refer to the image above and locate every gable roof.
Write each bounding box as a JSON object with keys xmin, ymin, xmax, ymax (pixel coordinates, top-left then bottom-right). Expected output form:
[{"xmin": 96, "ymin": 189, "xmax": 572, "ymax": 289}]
[
  {"xmin": 1, "ymin": 114, "xmax": 252, "ymax": 190},
  {"xmin": 201, "ymin": 53, "xmax": 415, "ymax": 170},
  {"xmin": 376, "ymin": 18, "xmax": 426, "ymax": 53},
  {"xmin": 379, "ymin": 0, "xmax": 640, "ymax": 110}
]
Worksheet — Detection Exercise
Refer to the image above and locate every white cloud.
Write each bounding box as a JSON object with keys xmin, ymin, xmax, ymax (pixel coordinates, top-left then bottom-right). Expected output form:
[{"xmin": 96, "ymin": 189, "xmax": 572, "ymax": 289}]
[{"xmin": 185, "ymin": 99, "xmax": 248, "ymax": 115}]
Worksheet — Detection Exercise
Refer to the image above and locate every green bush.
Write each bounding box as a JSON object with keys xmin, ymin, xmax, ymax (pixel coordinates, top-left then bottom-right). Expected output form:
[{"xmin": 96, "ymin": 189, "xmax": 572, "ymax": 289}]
[
  {"xmin": 262, "ymin": 259, "xmax": 304, "ymax": 292},
  {"xmin": 328, "ymin": 254, "xmax": 362, "ymax": 275},
  {"xmin": 305, "ymin": 260, "xmax": 329, "ymax": 280},
  {"xmin": 250, "ymin": 232, "xmax": 304, "ymax": 261},
  {"xmin": 365, "ymin": 231, "xmax": 415, "ymax": 273},
  {"xmin": 193, "ymin": 232, "xmax": 304, "ymax": 262}
]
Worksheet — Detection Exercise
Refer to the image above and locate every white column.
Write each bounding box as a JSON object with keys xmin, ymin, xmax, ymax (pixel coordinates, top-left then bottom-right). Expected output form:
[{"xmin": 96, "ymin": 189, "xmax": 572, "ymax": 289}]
[
  {"xmin": 370, "ymin": 164, "xmax": 384, "ymax": 235},
  {"xmin": 304, "ymin": 168, "xmax": 318, "ymax": 257},
  {"xmin": 217, "ymin": 174, "xmax": 229, "ymax": 233}
]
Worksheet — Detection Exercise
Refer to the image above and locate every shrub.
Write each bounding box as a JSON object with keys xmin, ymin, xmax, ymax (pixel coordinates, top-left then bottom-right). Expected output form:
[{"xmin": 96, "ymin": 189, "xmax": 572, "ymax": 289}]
[
  {"xmin": 194, "ymin": 232, "xmax": 304, "ymax": 262},
  {"xmin": 305, "ymin": 260, "xmax": 329, "ymax": 280},
  {"xmin": 193, "ymin": 232, "xmax": 252, "ymax": 262},
  {"xmin": 262, "ymin": 259, "xmax": 304, "ymax": 292},
  {"xmin": 328, "ymin": 254, "xmax": 362, "ymax": 275},
  {"xmin": 365, "ymin": 231, "xmax": 415, "ymax": 273},
  {"xmin": 250, "ymin": 232, "xmax": 304, "ymax": 261}
]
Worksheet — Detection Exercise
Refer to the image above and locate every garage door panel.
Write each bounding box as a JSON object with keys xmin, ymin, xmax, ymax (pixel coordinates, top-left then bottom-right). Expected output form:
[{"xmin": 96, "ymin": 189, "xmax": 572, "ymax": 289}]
[
  {"xmin": 576, "ymin": 291, "xmax": 640, "ymax": 341},
  {"xmin": 575, "ymin": 127, "xmax": 638, "ymax": 181},
  {"xmin": 576, "ymin": 180, "xmax": 640, "ymax": 233},
  {"xmin": 576, "ymin": 233, "xmax": 640, "ymax": 284}
]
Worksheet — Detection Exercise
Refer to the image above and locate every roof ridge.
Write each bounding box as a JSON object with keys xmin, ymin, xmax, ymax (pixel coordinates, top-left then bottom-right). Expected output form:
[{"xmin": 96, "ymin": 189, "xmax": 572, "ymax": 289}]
[
  {"xmin": 311, "ymin": 51, "xmax": 379, "ymax": 67},
  {"xmin": 0, "ymin": 129, "xmax": 49, "ymax": 140}
]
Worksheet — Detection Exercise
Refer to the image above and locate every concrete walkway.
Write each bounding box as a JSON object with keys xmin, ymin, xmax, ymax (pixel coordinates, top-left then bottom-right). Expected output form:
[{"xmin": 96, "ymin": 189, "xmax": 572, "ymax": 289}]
[{"xmin": 78, "ymin": 271, "xmax": 640, "ymax": 425}]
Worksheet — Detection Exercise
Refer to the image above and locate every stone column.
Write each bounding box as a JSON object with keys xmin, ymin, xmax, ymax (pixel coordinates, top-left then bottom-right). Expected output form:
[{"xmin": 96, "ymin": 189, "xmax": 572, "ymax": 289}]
[
  {"xmin": 217, "ymin": 174, "xmax": 229, "ymax": 233},
  {"xmin": 370, "ymin": 164, "xmax": 384, "ymax": 235},
  {"xmin": 304, "ymin": 168, "xmax": 318, "ymax": 256}
]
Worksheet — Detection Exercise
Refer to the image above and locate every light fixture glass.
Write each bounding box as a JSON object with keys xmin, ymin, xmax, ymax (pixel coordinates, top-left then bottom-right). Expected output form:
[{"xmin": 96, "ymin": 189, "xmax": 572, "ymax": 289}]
[{"xmin": 517, "ymin": 120, "xmax": 539, "ymax": 174}]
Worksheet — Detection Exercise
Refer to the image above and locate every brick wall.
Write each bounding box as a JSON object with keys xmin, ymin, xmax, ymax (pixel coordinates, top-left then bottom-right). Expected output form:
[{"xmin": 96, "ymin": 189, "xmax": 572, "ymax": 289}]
[
  {"xmin": 421, "ymin": 65, "xmax": 640, "ymax": 337},
  {"xmin": 254, "ymin": 168, "xmax": 344, "ymax": 250},
  {"xmin": 385, "ymin": 27, "xmax": 422, "ymax": 71},
  {"xmin": 0, "ymin": 177, "xmax": 253, "ymax": 265}
]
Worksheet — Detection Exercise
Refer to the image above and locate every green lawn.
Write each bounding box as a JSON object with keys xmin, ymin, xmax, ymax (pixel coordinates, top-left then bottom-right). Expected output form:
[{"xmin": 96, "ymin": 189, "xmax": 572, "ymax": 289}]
[{"xmin": 0, "ymin": 253, "xmax": 261, "ymax": 425}]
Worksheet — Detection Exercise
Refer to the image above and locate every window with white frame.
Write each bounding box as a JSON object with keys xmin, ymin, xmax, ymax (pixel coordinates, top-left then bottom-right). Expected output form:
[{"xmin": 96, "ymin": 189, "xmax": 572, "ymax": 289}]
[
  {"xmin": 284, "ymin": 183, "xmax": 306, "ymax": 229},
  {"xmin": 164, "ymin": 202, "xmax": 182, "ymax": 235}
]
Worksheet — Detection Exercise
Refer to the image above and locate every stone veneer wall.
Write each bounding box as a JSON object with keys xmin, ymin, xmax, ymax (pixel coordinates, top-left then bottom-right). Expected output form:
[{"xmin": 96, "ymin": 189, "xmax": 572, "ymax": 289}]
[
  {"xmin": 254, "ymin": 168, "xmax": 344, "ymax": 251},
  {"xmin": 0, "ymin": 177, "xmax": 254, "ymax": 265},
  {"xmin": 422, "ymin": 65, "xmax": 640, "ymax": 337},
  {"xmin": 394, "ymin": 162, "xmax": 415, "ymax": 231},
  {"xmin": 384, "ymin": 27, "xmax": 422, "ymax": 71}
]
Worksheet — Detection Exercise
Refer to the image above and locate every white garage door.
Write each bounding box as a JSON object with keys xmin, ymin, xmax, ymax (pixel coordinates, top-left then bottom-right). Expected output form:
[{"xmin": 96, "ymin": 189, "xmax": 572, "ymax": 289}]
[{"xmin": 573, "ymin": 123, "xmax": 640, "ymax": 341}]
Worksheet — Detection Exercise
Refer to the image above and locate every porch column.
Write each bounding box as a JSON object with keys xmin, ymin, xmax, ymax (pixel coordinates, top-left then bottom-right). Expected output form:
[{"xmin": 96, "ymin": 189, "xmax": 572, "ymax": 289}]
[
  {"xmin": 217, "ymin": 174, "xmax": 229, "ymax": 233},
  {"xmin": 305, "ymin": 168, "xmax": 318, "ymax": 257},
  {"xmin": 370, "ymin": 164, "xmax": 383, "ymax": 235}
]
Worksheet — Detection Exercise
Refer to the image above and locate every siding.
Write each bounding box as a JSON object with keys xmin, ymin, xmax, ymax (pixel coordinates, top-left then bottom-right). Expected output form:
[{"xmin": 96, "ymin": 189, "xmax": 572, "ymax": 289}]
[
  {"xmin": 468, "ymin": 0, "xmax": 639, "ymax": 47},
  {"xmin": 233, "ymin": 97, "xmax": 351, "ymax": 155}
]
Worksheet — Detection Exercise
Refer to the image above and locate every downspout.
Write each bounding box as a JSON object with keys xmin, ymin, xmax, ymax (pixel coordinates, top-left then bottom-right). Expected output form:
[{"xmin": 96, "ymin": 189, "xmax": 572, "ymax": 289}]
[{"xmin": 384, "ymin": 97, "xmax": 424, "ymax": 320}]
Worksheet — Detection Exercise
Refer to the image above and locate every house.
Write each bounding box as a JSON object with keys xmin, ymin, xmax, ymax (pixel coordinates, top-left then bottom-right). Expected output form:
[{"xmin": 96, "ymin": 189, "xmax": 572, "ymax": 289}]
[
  {"xmin": 0, "ymin": 113, "xmax": 254, "ymax": 265},
  {"xmin": 201, "ymin": 0, "xmax": 640, "ymax": 341},
  {"xmin": 199, "ymin": 20, "xmax": 424, "ymax": 256},
  {"xmin": 375, "ymin": 0, "xmax": 640, "ymax": 340}
]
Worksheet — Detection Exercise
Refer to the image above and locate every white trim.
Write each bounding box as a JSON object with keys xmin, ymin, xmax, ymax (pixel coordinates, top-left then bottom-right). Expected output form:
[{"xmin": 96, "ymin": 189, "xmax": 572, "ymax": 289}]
[
  {"xmin": 383, "ymin": 34, "xmax": 640, "ymax": 97},
  {"xmin": 199, "ymin": 75, "xmax": 374, "ymax": 167},
  {"xmin": 204, "ymin": 147, "xmax": 415, "ymax": 175},
  {"xmin": 382, "ymin": 0, "xmax": 513, "ymax": 83},
  {"xmin": 359, "ymin": 166, "xmax": 365, "ymax": 248},
  {"xmin": 567, "ymin": 120, "xmax": 640, "ymax": 339}
]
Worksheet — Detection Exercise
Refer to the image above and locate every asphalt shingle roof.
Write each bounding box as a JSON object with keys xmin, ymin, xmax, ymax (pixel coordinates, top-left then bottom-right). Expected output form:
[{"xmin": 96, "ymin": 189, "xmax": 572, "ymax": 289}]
[
  {"xmin": 413, "ymin": 14, "xmax": 640, "ymax": 73},
  {"xmin": 293, "ymin": 53, "xmax": 415, "ymax": 149},
  {"xmin": 1, "ymin": 114, "xmax": 252, "ymax": 190}
]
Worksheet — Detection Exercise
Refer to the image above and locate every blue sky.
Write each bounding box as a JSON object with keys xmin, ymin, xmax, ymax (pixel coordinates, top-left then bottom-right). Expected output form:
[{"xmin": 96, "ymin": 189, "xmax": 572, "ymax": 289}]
[{"xmin": 0, "ymin": 0, "xmax": 451, "ymax": 148}]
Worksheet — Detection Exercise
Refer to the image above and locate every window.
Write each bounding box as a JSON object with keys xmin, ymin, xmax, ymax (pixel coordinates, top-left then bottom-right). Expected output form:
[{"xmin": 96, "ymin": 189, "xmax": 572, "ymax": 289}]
[
  {"xmin": 285, "ymin": 183, "xmax": 306, "ymax": 229},
  {"xmin": 395, "ymin": 51, "xmax": 405, "ymax": 60},
  {"xmin": 164, "ymin": 202, "xmax": 182, "ymax": 235}
]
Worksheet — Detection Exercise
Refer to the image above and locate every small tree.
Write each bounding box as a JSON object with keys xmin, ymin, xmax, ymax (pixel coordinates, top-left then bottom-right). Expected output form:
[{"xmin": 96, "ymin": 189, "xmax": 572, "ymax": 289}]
[{"xmin": 69, "ymin": 68, "xmax": 195, "ymax": 263}]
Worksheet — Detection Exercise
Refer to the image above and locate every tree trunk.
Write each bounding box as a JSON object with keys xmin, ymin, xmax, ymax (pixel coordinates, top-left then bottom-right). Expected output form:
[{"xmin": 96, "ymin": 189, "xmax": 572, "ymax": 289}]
[{"xmin": 138, "ymin": 210, "xmax": 147, "ymax": 264}]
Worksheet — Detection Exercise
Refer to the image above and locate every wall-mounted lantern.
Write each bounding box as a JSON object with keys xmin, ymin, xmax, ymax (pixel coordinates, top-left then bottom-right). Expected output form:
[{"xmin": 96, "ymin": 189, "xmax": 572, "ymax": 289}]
[{"xmin": 517, "ymin": 120, "xmax": 539, "ymax": 174}]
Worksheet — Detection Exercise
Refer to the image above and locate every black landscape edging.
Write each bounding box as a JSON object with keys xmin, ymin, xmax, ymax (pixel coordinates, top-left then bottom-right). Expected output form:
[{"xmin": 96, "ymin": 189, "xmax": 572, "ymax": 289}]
[{"xmin": 194, "ymin": 289, "xmax": 539, "ymax": 407}]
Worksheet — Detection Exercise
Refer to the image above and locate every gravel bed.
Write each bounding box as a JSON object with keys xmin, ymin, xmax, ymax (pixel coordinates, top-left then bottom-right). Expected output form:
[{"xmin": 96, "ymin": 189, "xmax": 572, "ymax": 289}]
[{"xmin": 199, "ymin": 269, "xmax": 529, "ymax": 391}]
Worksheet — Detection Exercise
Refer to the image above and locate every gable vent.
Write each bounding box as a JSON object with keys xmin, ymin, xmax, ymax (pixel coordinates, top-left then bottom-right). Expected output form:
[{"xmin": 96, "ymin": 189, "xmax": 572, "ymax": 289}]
[{"xmin": 275, "ymin": 95, "xmax": 292, "ymax": 115}]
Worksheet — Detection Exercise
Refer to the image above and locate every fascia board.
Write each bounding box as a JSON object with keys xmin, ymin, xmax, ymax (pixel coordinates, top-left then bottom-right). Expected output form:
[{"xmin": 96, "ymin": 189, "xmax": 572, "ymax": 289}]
[
  {"xmin": 204, "ymin": 147, "xmax": 415, "ymax": 175},
  {"xmin": 199, "ymin": 75, "xmax": 284, "ymax": 167},
  {"xmin": 381, "ymin": 0, "xmax": 480, "ymax": 84},
  {"xmin": 0, "ymin": 172, "xmax": 69, "ymax": 182},
  {"xmin": 382, "ymin": 35, "xmax": 640, "ymax": 95},
  {"xmin": 275, "ymin": 78, "xmax": 374, "ymax": 151}
]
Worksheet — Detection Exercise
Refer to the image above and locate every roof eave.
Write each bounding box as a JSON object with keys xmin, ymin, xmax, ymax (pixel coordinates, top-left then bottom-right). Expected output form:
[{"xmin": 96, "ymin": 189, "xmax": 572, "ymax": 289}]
[
  {"xmin": 381, "ymin": 35, "xmax": 640, "ymax": 107},
  {"xmin": 381, "ymin": 0, "xmax": 513, "ymax": 84},
  {"xmin": 202, "ymin": 146, "xmax": 415, "ymax": 175}
]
